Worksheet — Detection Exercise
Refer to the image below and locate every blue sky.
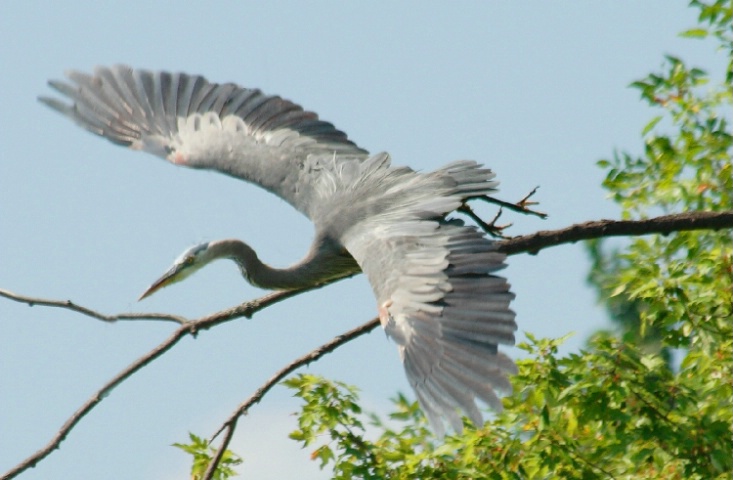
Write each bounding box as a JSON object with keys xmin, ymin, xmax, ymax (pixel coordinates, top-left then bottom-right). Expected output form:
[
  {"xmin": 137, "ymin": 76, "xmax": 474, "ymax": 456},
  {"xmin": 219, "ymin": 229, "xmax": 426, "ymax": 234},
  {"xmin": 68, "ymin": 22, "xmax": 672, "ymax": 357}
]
[{"xmin": 0, "ymin": 2, "xmax": 724, "ymax": 479}]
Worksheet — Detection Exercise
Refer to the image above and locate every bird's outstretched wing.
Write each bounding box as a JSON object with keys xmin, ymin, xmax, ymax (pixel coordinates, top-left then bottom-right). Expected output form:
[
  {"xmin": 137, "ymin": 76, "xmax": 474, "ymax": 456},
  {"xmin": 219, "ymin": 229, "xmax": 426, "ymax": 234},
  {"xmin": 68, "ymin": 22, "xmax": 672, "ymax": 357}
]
[
  {"xmin": 39, "ymin": 65, "xmax": 368, "ymax": 218},
  {"xmin": 339, "ymin": 157, "xmax": 517, "ymax": 436}
]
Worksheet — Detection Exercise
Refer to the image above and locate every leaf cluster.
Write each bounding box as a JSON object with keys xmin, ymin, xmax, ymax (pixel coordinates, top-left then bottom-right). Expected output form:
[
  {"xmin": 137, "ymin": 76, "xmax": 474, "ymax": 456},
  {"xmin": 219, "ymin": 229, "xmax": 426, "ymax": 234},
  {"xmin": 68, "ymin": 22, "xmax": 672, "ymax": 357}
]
[
  {"xmin": 286, "ymin": 327, "xmax": 731, "ymax": 479},
  {"xmin": 173, "ymin": 433, "xmax": 243, "ymax": 480}
]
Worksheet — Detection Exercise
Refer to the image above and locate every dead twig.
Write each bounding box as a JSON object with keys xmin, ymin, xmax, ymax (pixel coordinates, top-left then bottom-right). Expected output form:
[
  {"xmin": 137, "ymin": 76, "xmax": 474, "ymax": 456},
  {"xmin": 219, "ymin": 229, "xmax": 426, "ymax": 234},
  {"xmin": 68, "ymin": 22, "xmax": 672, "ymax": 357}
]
[{"xmin": 0, "ymin": 289, "xmax": 187, "ymax": 324}]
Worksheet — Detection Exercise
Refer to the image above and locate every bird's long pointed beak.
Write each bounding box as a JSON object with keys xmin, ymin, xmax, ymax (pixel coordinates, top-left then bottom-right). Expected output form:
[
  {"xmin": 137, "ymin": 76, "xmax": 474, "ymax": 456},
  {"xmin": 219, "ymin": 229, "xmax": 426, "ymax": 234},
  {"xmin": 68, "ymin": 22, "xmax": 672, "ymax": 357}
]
[{"xmin": 138, "ymin": 268, "xmax": 178, "ymax": 301}]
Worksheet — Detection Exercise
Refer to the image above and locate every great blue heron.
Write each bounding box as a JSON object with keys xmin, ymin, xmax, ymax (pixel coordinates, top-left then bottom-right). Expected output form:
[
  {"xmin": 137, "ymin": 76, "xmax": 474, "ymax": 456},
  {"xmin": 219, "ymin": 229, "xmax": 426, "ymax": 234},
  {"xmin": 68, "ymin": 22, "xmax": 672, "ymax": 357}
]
[{"xmin": 40, "ymin": 65, "xmax": 517, "ymax": 436}]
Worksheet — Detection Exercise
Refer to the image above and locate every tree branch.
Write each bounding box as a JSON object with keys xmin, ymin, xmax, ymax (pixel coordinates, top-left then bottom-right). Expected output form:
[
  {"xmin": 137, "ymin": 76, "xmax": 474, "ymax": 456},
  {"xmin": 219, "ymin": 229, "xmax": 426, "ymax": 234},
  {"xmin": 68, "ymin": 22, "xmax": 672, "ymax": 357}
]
[
  {"xmin": 2, "ymin": 209, "xmax": 731, "ymax": 479},
  {"xmin": 495, "ymin": 210, "xmax": 733, "ymax": 255},
  {"xmin": 202, "ymin": 317, "xmax": 381, "ymax": 480},
  {"xmin": 0, "ymin": 287, "xmax": 322, "ymax": 480},
  {"xmin": 0, "ymin": 288, "xmax": 188, "ymax": 324}
]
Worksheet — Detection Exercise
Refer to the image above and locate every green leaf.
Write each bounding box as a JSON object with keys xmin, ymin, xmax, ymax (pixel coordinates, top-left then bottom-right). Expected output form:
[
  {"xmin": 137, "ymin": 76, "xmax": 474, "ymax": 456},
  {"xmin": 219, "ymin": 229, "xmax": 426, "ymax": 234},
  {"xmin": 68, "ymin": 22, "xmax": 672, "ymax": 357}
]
[
  {"xmin": 641, "ymin": 116, "xmax": 663, "ymax": 136},
  {"xmin": 678, "ymin": 28, "xmax": 709, "ymax": 38}
]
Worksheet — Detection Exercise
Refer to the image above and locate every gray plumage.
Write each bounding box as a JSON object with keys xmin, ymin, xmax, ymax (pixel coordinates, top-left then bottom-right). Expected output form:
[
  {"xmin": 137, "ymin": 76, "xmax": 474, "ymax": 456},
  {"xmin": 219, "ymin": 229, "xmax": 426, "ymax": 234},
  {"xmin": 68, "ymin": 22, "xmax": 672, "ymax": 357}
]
[{"xmin": 40, "ymin": 65, "xmax": 517, "ymax": 436}]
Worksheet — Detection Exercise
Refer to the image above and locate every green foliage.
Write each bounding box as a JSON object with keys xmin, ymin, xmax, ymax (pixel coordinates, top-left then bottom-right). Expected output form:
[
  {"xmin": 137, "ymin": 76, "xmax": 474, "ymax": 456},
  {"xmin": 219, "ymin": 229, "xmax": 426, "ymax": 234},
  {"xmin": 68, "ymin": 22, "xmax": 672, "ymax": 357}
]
[
  {"xmin": 286, "ymin": 329, "xmax": 731, "ymax": 478},
  {"xmin": 283, "ymin": 374, "xmax": 382, "ymax": 477},
  {"xmin": 684, "ymin": 0, "xmax": 733, "ymax": 82},
  {"xmin": 173, "ymin": 433, "xmax": 242, "ymax": 480},
  {"xmin": 588, "ymin": 0, "xmax": 732, "ymax": 353},
  {"xmin": 604, "ymin": 54, "xmax": 731, "ymax": 215}
]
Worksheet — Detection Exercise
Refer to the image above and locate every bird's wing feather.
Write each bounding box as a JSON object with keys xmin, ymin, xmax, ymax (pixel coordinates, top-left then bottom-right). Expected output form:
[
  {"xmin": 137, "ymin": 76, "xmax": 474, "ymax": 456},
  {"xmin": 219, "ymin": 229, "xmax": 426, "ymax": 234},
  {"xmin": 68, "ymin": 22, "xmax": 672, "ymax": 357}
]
[
  {"xmin": 339, "ymin": 158, "xmax": 517, "ymax": 436},
  {"xmin": 40, "ymin": 65, "xmax": 368, "ymax": 217}
]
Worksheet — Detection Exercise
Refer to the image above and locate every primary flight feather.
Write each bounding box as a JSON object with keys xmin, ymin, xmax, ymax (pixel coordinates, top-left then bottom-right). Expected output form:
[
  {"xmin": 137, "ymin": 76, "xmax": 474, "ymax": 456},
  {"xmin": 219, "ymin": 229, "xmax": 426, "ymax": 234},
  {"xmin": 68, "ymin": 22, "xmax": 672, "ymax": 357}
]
[{"xmin": 40, "ymin": 65, "xmax": 517, "ymax": 436}]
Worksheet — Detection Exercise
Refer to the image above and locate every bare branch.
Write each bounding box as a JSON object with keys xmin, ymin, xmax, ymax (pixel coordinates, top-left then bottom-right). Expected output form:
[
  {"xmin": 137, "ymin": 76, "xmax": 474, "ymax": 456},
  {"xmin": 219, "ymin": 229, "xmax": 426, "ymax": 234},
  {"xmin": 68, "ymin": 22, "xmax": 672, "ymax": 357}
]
[
  {"xmin": 1, "ymin": 327, "xmax": 188, "ymax": 480},
  {"xmin": 0, "ymin": 288, "xmax": 188, "ymax": 324},
  {"xmin": 0, "ymin": 286, "xmax": 326, "ymax": 480},
  {"xmin": 202, "ymin": 317, "xmax": 381, "ymax": 480},
  {"xmin": 496, "ymin": 210, "xmax": 733, "ymax": 256}
]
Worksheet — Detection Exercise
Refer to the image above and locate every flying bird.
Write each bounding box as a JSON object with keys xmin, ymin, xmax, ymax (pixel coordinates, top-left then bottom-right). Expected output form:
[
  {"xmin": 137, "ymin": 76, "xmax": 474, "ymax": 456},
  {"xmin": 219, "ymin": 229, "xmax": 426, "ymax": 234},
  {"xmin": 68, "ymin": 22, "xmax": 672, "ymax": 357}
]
[{"xmin": 40, "ymin": 65, "xmax": 517, "ymax": 436}]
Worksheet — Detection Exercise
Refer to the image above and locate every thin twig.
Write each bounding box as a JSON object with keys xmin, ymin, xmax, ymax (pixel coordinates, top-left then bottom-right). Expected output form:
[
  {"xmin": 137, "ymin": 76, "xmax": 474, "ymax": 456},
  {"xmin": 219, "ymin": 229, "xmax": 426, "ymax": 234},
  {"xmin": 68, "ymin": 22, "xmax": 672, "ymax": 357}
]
[
  {"xmin": 0, "ymin": 288, "xmax": 188, "ymax": 324},
  {"xmin": 1, "ymin": 327, "xmax": 190, "ymax": 480},
  {"xmin": 202, "ymin": 317, "xmax": 381, "ymax": 480}
]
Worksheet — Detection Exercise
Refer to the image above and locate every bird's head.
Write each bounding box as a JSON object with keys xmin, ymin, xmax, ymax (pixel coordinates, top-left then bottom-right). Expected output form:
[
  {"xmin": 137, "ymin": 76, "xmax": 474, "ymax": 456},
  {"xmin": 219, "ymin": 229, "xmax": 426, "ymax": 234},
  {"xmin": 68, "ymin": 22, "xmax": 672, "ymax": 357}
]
[{"xmin": 138, "ymin": 242, "xmax": 213, "ymax": 300}]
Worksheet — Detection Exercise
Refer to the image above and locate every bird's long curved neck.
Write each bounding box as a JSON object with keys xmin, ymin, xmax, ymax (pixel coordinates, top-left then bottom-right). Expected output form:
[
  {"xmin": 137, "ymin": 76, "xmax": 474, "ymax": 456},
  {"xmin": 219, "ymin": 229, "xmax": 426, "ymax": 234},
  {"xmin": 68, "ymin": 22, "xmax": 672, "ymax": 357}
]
[{"xmin": 207, "ymin": 238, "xmax": 357, "ymax": 290}]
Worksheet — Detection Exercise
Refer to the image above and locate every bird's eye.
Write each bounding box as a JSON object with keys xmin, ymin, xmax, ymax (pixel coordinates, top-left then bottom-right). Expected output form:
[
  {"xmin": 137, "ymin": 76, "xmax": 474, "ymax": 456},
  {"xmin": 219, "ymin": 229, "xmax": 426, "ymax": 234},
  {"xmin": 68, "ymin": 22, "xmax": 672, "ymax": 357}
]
[{"xmin": 184, "ymin": 256, "xmax": 195, "ymax": 265}]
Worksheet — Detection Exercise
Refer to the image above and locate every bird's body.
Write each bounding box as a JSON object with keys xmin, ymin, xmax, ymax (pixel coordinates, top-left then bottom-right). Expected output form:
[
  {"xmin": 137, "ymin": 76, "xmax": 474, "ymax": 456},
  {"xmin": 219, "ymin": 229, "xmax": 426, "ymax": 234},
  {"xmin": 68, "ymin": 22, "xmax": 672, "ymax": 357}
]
[{"xmin": 41, "ymin": 65, "xmax": 517, "ymax": 436}]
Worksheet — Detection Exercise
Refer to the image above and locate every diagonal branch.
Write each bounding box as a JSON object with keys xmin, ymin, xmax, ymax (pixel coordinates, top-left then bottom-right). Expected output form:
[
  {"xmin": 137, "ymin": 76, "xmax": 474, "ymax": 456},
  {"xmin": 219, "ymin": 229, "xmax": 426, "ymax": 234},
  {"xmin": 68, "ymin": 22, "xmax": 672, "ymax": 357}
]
[
  {"xmin": 201, "ymin": 317, "xmax": 381, "ymax": 480},
  {"xmin": 1, "ymin": 326, "xmax": 192, "ymax": 480}
]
